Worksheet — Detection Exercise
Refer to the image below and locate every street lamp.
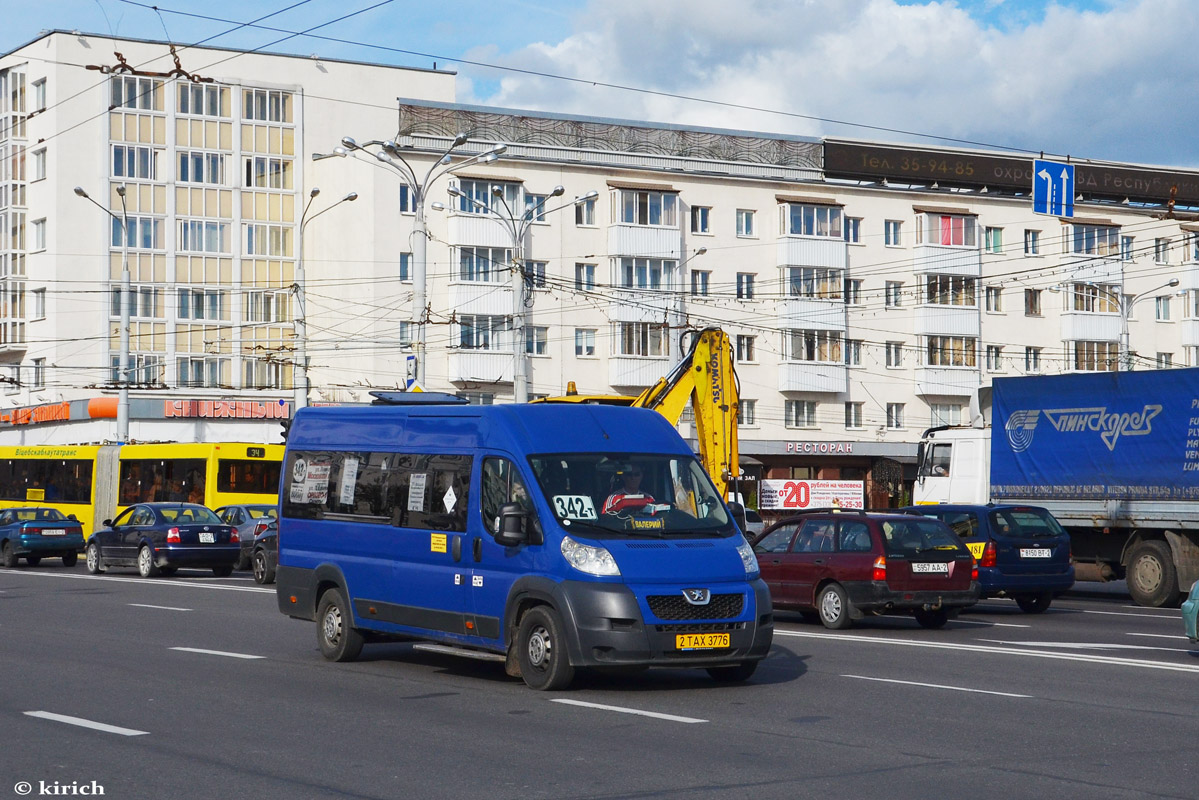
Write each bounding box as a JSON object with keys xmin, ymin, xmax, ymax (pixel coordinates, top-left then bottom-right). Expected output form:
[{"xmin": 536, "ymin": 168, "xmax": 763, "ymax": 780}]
[
  {"xmin": 75, "ymin": 184, "xmax": 131, "ymax": 442},
  {"xmin": 674, "ymin": 246, "xmax": 708, "ymax": 334},
  {"xmin": 1054, "ymin": 277, "xmax": 1180, "ymax": 370},
  {"xmin": 445, "ymin": 185, "xmax": 599, "ymax": 403},
  {"xmin": 295, "ymin": 185, "xmax": 358, "ymax": 409},
  {"xmin": 337, "ymin": 134, "xmax": 507, "ymax": 389}
]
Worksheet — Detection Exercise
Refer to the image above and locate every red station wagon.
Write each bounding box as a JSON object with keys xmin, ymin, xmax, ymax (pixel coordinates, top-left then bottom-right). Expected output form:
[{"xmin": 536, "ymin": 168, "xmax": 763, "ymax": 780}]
[{"xmin": 753, "ymin": 510, "xmax": 980, "ymax": 629}]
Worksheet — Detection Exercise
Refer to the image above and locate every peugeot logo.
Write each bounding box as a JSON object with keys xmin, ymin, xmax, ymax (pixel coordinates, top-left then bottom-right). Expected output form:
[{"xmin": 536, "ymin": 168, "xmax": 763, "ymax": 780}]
[{"xmin": 682, "ymin": 588, "xmax": 711, "ymax": 605}]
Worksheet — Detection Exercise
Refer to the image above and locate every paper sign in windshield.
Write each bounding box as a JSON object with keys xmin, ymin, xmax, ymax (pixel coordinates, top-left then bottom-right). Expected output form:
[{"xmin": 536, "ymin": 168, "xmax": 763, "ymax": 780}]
[{"xmin": 553, "ymin": 495, "xmax": 597, "ymax": 519}]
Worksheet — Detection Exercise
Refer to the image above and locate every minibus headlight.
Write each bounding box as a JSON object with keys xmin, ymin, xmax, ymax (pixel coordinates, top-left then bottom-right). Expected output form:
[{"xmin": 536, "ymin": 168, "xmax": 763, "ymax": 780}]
[
  {"xmin": 561, "ymin": 536, "xmax": 620, "ymax": 577},
  {"xmin": 736, "ymin": 538, "xmax": 759, "ymax": 578}
]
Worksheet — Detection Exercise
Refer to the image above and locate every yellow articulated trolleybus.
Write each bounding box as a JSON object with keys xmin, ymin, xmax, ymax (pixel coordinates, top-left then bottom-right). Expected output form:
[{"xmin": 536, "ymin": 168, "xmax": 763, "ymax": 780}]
[{"xmin": 0, "ymin": 442, "xmax": 284, "ymax": 538}]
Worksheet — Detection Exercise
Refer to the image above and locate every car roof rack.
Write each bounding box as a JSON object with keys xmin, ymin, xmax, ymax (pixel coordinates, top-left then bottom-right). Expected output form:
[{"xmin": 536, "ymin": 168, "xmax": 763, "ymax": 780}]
[{"xmin": 368, "ymin": 391, "xmax": 469, "ymax": 406}]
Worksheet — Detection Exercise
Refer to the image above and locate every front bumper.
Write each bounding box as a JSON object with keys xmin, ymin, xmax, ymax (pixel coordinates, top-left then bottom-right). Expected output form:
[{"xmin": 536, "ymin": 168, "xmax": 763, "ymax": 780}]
[
  {"xmin": 153, "ymin": 544, "xmax": 240, "ymax": 568},
  {"xmin": 844, "ymin": 580, "xmax": 981, "ymax": 614}
]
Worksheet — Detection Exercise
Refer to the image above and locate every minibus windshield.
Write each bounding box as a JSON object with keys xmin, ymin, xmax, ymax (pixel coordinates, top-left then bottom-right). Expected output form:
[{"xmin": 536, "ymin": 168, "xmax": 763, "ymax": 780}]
[{"xmin": 530, "ymin": 453, "xmax": 734, "ymax": 537}]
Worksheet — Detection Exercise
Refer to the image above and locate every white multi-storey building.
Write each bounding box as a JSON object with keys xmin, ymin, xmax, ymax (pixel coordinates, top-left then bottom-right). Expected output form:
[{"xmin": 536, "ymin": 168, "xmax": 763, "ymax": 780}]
[{"xmin": 5, "ymin": 30, "xmax": 1199, "ymax": 505}]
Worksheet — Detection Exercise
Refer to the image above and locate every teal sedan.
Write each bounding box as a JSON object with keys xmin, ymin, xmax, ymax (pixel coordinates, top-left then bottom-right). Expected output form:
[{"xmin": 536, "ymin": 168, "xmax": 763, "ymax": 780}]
[
  {"xmin": 1184, "ymin": 581, "xmax": 1199, "ymax": 643},
  {"xmin": 0, "ymin": 507, "xmax": 85, "ymax": 567}
]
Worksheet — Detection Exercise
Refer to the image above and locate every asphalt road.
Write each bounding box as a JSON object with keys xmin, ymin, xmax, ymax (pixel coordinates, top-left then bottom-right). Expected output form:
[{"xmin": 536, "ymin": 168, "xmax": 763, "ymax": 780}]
[{"xmin": 1, "ymin": 564, "xmax": 1196, "ymax": 800}]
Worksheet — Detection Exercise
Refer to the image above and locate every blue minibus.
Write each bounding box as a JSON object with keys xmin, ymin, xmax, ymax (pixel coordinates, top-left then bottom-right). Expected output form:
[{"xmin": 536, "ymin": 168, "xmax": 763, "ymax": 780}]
[{"xmin": 275, "ymin": 393, "xmax": 772, "ymax": 690}]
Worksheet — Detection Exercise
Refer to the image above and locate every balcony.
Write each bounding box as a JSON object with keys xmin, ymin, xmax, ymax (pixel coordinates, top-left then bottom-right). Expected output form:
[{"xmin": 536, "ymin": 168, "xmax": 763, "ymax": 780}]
[
  {"xmin": 449, "ymin": 282, "xmax": 512, "ymax": 316},
  {"xmin": 778, "ymin": 362, "xmax": 847, "ymax": 393},
  {"xmin": 608, "ymin": 224, "xmax": 681, "ymax": 258},
  {"xmin": 1059, "ymin": 312, "xmax": 1120, "ymax": 343},
  {"xmin": 914, "ymin": 367, "xmax": 980, "ymax": 397},
  {"xmin": 913, "ymin": 245, "xmax": 980, "ymax": 276},
  {"xmin": 776, "ymin": 236, "xmax": 847, "ymax": 269},
  {"xmin": 915, "ymin": 305, "xmax": 980, "ymax": 337},
  {"xmin": 448, "ymin": 349, "xmax": 513, "ymax": 384},
  {"xmin": 609, "ymin": 356, "xmax": 672, "ymax": 388},
  {"xmin": 777, "ymin": 298, "xmax": 845, "ymax": 331},
  {"xmin": 447, "ymin": 214, "xmax": 514, "ymax": 249},
  {"xmin": 609, "ymin": 289, "xmax": 675, "ymax": 323}
]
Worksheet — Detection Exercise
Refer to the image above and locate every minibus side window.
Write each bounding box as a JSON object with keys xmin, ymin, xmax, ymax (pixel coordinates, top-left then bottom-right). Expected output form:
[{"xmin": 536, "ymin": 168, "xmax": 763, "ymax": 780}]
[{"xmin": 481, "ymin": 457, "xmax": 541, "ymax": 542}]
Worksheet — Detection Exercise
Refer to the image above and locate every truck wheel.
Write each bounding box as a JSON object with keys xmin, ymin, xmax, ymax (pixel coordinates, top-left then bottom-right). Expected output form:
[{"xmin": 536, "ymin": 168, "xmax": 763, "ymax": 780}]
[
  {"xmin": 1127, "ymin": 541, "xmax": 1180, "ymax": 608},
  {"xmin": 817, "ymin": 583, "xmax": 853, "ymax": 630},
  {"xmin": 1015, "ymin": 592, "xmax": 1052, "ymax": 613},
  {"xmin": 516, "ymin": 606, "xmax": 575, "ymax": 690},
  {"xmin": 317, "ymin": 588, "xmax": 364, "ymax": 662}
]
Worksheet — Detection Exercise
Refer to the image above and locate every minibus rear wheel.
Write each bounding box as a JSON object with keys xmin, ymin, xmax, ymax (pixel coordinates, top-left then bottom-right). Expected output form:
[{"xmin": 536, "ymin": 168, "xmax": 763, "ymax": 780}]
[
  {"xmin": 317, "ymin": 587, "xmax": 364, "ymax": 662},
  {"xmin": 516, "ymin": 606, "xmax": 575, "ymax": 691}
]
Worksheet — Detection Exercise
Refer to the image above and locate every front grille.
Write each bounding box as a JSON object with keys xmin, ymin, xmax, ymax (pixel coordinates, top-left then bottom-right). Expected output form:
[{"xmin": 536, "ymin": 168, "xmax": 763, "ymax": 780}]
[
  {"xmin": 647, "ymin": 593, "xmax": 744, "ymax": 620},
  {"xmin": 654, "ymin": 622, "xmax": 744, "ymax": 633}
]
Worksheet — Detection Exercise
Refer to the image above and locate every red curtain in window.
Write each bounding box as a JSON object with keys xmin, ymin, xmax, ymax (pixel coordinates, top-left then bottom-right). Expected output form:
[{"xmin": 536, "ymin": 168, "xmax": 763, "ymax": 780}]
[{"xmin": 940, "ymin": 216, "xmax": 952, "ymax": 245}]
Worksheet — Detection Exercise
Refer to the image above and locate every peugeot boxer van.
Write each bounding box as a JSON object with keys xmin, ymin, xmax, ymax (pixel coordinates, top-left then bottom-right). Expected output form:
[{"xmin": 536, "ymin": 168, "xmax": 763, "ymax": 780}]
[{"xmin": 276, "ymin": 393, "xmax": 772, "ymax": 690}]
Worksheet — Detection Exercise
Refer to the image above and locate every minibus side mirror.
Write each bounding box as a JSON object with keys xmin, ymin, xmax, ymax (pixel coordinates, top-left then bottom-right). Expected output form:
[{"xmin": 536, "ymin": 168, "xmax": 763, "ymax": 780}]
[
  {"xmin": 495, "ymin": 502, "xmax": 529, "ymax": 547},
  {"xmin": 727, "ymin": 501, "xmax": 748, "ymax": 533}
]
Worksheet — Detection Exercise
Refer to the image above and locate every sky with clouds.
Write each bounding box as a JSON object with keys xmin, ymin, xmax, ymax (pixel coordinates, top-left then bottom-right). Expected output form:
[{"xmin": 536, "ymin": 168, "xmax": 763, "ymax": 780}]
[{"xmin": 7, "ymin": 0, "xmax": 1198, "ymax": 167}]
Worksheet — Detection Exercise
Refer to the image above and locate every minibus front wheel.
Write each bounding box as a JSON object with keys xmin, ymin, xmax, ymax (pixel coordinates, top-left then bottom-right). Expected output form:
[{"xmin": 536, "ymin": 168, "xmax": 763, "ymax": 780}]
[
  {"xmin": 317, "ymin": 587, "xmax": 364, "ymax": 662},
  {"xmin": 516, "ymin": 606, "xmax": 575, "ymax": 691}
]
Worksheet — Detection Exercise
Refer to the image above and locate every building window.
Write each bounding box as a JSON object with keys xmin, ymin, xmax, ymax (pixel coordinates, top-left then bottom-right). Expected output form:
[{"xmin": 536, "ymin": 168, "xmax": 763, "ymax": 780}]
[
  {"xmin": 785, "ymin": 400, "xmax": 817, "ymax": 428},
  {"xmin": 177, "ymin": 219, "xmax": 230, "ymax": 254},
  {"xmin": 619, "ymin": 257, "xmax": 673, "ymax": 290},
  {"xmin": 885, "ymin": 281, "xmax": 903, "ymax": 307},
  {"xmin": 574, "ymin": 328, "xmax": 596, "ymax": 357},
  {"xmin": 178, "ymin": 84, "xmax": 226, "ymax": 117},
  {"xmin": 691, "ymin": 206, "xmax": 711, "ymax": 234},
  {"xmin": 616, "ymin": 189, "xmax": 678, "ymax": 227},
  {"xmin": 984, "ymin": 286, "xmax": 1002, "ymax": 312},
  {"xmin": 1025, "ymin": 346, "xmax": 1041, "ymax": 373},
  {"xmin": 1024, "ymin": 229, "xmax": 1040, "ymax": 255},
  {"xmin": 575, "ymin": 196, "xmax": 596, "ymax": 226},
  {"xmin": 32, "ymin": 288, "xmax": 45, "ymax": 320},
  {"xmin": 787, "ymin": 267, "xmax": 843, "ymax": 299},
  {"xmin": 884, "ymin": 220, "xmax": 902, "ymax": 246},
  {"xmin": 112, "ymin": 145, "xmax": 159, "ymax": 180},
  {"xmin": 1071, "ymin": 223, "xmax": 1120, "ymax": 256},
  {"xmin": 886, "ymin": 403, "xmax": 904, "ymax": 429},
  {"xmin": 459, "ymin": 246, "xmax": 511, "ymax": 283},
  {"xmin": 524, "ymin": 193, "xmax": 549, "ymax": 223},
  {"xmin": 985, "ymin": 345, "xmax": 1003, "ymax": 372},
  {"xmin": 919, "ymin": 214, "xmax": 977, "ymax": 247},
  {"xmin": 925, "ymin": 275, "xmax": 976, "ymax": 306},
  {"xmin": 112, "ymin": 216, "xmax": 164, "ymax": 250},
  {"xmin": 886, "ymin": 341, "xmax": 904, "ymax": 368},
  {"xmin": 31, "ymin": 78, "xmax": 46, "ymax": 112},
  {"xmin": 456, "ymin": 392, "xmax": 495, "ymax": 405},
  {"xmin": 736, "ymin": 273, "xmax": 755, "ymax": 299},
  {"xmin": 455, "ymin": 179, "xmax": 520, "ymax": 216},
  {"xmin": 1025, "ymin": 288, "xmax": 1042, "ymax": 316},
  {"xmin": 1072, "ymin": 340, "xmax": 1118, "ymax": 372},
  {"xmin": 930, "ymin": 403, "xmax": 962, "ymax": 426},
  {"xmin": 31, "ymin": 358, "xmax": 45, "ymax": 389},
  {"xmin": 177, "ymin": 356, "xmax": 227, "ymax": 388},
  {"xmin": 736, "ymin": 209, "xmax": 755, "ymax": 237},
  {"xmin": 740, "ymin": 399, "xmax": 756, "ymax": 426},
  {"xmin": 985, "ymin": 226, "xmax": 1003, "ymax": 254},
  {"xmin": 844, "ymin": 339, "xmax": 862, "ymax": 367},
  {"xmin": 844, "ymin": 279, "xmax": 862, "ymax": 305},
  {"xmin": 845, "ymin": 402, "xmax": 863, "ymax": 429},
  {"xmin": 243, "ymin": 290, "xmax": 290, "ymax": 323},
  {"xmin": 1156, "ymin": 296, "xmax": 1171, "ymax": 321},
  {"xmin": 617, "ymin": 322, "xmax": 669, "ymax": 357},
  {"xmin": 736, "ymin": 335, "xmax": 756, "ymax": 362},
  {"xmin": 459, "ymin": 315, "xmax": 508, "ymax": 350},
  {"xmin": 178, "ymin": 151, "xmax": 227, "ymax": 185},
  {"xmin": 785, "ymin": 329, "xmax": 842, "ymax": 363},
  {"xmin": 31, "ymin": 218, "xmax": 45, "ymax": 251},
  {"xmin": 177, "ymin": 288, "xmax": 224, "ymax": 321},
  {"xmin": 243, "ymin": 223, "xmax": 293, "ymax": 257},
  {"xmin": 1190, "ymin": 233, "xmax": 1199, "ymax": 263},
  {"xmin": 525, "ymin": 326, "xmax": 548, "ymax": 356},
  {"xmin": 574, "ymin": 263, "xmax": 596, "ymax": 290},
  {"xmin": 244, "ymin": 359, "xmax": 286, "ymax": 390},
  {"xmin": 32, "ymin": 148, "xmax": 45, "ymax": 181},
  {"xmin": 783, "ymin": 203, "xmax": 842, "ymax": 238},
  {"xmin": 112, "ymin": 286, "xmax": 163, "ymax": 319},
  {"xmin": 110, "ymin": 76, "xmax": 162, "ymax": 111},
  {"xmin": 926, "ymin": 336, "xmax": 977, "ymax": 367},
  {"xmin": 524, "ymin": 261, "xmax": 547, "ymax": 290},
  {"xmin": 690, "ymin": 270, "xmax": 710, "ymax": 297},
  {"xmin": 242, "ymin": 89, "xmax": 292, "ymax": 123},
  {"xmin": 244, "ymin": 156, "xmax": 293, "ymax": 190},
  {"xmin": 399, "ymin": 253, "xmax": 412, "ymax": 282},
  {"xmin": 114, "ymin": 354, "xmax": 164, "ymax": 386},
  {"xmin": 1157, "ymin": 352, "xmax": 1173, "ymax": 368},
  {"xmin": 844, "ymin": 217, "xmax": 861, "ymax": 244},
  {"xmin": 1121, "ymin": 236, "xmax": 1134, "ymax": 261},
  {"xmin": 1155, "ymin": 238, "xmax": 1171, "ymax": 264},
  {"xmin": 398, "ymin": 322, "xmax": 413, "ymax": 347},
  {"xmin": 1072, "ymin": 283, "xmax": 1119, "ymax": 313}
]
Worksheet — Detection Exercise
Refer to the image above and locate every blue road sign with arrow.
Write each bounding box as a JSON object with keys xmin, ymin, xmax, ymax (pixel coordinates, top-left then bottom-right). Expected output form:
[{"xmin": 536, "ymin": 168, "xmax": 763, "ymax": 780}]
[{"xmin": 1033, "ymin": 159, "xmax": 1074, "ymax": 217}]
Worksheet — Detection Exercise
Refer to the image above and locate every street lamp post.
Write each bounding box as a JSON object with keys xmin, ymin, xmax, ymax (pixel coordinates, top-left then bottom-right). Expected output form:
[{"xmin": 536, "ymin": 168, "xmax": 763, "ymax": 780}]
[
  {"xmin": 1056, "ymin": 278, "xmax": 1180, "ymax": 370},
  {"xmin": 295, "ymin": 186, "xmax": 358, "ymax": 409},
  {"xmin": 337, "ymin": 135, "xmax": 507, "ymax": 389},
  {"xmin": 74, "ymin": 184, "xmax": 131, "ymax": 443},
  {"xmin": 444, "ymin": 186, "xmax": 599, "ymax": 403}
]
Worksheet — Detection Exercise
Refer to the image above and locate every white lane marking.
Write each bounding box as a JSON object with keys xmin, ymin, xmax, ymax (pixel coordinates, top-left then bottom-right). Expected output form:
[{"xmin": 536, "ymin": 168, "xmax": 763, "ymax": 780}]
[
  {"xmin": 842, "ymin": 674, "xmax": 1032, "ymax": 698},
  {"xmin": 0, "ymin": 569, "xmax": 273, "ymax": 593},
  {"xmin": 977, "ymin": 639, "xmax": 1181, "ymax": 653},
  {"xmin": 169, "ymin": 647, "xmax": 265, "ymax": 660},
  {"xmin": 24, "ymin": 711, "xmax": 148, "ymax": 736},
  {"xmin": 1127, "ymin": 633, "xmax": 1191, "ymax": 641},
  {"xmin": 551, "ymin": 699, "xmax": 707, "ymax": 724},
  {"xmin": 1123, "ymin": 605, "xmax": 1181, "ymax": 614},
  {"xmin": 129, "ymin": 603, "xmax": 192, "ymax": 612},
  {"xmin": 1081, "ymin": 609, "xmax": 1179, "ymax": 619},
  {"xmin": 774, "ymin": 629, "xmax": 1199, "ymax": 673},
  {"xmin": 949, "ymin": 619, "xmax": 1032, "ymax": 628}
]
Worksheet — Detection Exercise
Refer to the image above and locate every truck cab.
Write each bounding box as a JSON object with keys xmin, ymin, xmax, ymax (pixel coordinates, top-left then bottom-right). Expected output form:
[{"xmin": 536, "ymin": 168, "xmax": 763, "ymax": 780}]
[{"xmin": 914, "ymin": 426, "xmax": 990, "ymax": 505}]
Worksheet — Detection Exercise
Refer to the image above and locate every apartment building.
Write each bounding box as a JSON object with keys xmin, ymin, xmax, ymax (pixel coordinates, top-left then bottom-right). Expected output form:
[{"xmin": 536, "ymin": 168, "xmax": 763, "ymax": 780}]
[{"xmin": 4, "ymin": 30, "xmax": 1199, "ymax": 504}]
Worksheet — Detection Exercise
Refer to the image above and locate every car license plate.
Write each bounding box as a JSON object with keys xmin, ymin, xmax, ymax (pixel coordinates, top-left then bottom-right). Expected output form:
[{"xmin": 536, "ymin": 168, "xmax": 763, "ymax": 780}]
[
  {"xmin": 675, "ymin": 633, "xmax": 730, "ymax": 650},
  {"xmin": 40, "ymin": 530, "xmax": 64, "ymax": 536},
  {"xmin": 911, "ymin": 562, "xmax": 949, "ymax": 574},
  {"xmin": 199, "ymin": 532, "xmax": 215, "ymax": 543},
  {"xmin": 1020, "ymin": 548, "xmax": 1052, "ymax": 558}
]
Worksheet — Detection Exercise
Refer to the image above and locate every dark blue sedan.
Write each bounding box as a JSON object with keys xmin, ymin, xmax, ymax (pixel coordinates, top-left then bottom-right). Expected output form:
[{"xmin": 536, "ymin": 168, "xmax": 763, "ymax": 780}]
[
  {"xmin": 85, "ymin": 503, "xmax": 240, "ymax": 578},
  {"xmin": 0, "ymin": 508, "xmax": 85, "ymax": 568}
]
